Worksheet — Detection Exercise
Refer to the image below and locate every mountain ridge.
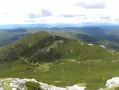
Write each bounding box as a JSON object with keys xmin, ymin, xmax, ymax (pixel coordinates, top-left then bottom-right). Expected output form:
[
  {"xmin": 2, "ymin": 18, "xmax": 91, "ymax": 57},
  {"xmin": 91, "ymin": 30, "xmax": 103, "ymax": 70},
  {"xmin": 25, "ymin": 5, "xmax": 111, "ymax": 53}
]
[{"xmin": 0, "ymin": 31, "xmax": 118, "ymax": 63}]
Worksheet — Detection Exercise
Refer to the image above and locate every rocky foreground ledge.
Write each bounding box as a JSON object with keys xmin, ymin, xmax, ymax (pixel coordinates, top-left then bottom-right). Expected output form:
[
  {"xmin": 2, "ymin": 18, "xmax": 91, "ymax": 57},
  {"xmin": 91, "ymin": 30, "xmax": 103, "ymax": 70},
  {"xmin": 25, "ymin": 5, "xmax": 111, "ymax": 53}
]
[
  {"xmin": 0, "ymin": 78, "xmax": 86, "ymax": 90},
  {"xmin": 1, "ymin": 77, "xmax": 119, "ymax": 90}
]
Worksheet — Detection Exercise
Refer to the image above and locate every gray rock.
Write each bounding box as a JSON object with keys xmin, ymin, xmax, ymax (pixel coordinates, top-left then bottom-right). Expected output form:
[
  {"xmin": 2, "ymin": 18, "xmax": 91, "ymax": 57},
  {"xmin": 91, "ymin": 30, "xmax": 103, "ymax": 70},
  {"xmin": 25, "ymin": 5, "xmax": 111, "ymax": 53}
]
[{"xmin": 0, "ymin": 88, "xmax": 4, "ymax": 90}]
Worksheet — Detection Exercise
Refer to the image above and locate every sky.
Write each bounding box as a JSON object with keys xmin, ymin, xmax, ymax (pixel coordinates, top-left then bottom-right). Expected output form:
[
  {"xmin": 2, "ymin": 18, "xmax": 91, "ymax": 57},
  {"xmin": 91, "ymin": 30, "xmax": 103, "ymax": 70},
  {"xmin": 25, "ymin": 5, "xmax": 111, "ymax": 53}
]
[{"xmin": 0, "ymin": 0, "xmax": 119, "ymax": 24}]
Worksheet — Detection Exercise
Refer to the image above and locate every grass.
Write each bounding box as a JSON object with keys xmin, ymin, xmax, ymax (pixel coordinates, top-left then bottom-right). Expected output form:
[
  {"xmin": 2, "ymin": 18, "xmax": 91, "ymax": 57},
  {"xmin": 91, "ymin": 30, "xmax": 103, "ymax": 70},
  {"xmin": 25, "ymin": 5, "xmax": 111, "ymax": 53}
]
[{"xmin": 0, "ymin": 59, "xmax": 119, "ymax": 90}]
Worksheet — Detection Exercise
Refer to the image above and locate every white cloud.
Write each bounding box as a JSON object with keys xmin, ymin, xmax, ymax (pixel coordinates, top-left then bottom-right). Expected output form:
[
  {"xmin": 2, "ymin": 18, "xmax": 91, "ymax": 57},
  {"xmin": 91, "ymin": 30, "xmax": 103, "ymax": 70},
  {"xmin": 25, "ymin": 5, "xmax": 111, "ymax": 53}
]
[
  {"xmin": 77, "ymin": 0, "xmax": 106, "ymax": 9},
  {"xmin": 0, "ymin": 0, "xmax": 119, "ymax": 24}
]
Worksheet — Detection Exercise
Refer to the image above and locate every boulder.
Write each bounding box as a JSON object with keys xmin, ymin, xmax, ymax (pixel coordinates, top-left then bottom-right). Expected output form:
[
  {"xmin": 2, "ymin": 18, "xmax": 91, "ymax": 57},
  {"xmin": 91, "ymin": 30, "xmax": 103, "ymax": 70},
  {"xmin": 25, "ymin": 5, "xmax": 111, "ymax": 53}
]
[
  {"xmin": 66, "ymin": 85, "xmax": 86, "ymax": 90},
  {"xmin": 0, "ymin": 88, "xmax": 4, "ymax": 90},
  {"xmin": 106, "ymin": 77, "xmax": 119, "ymax": 88},
  {"xmin": 12, "ymin": 88, "xmax": 17, "ymax": 90}
]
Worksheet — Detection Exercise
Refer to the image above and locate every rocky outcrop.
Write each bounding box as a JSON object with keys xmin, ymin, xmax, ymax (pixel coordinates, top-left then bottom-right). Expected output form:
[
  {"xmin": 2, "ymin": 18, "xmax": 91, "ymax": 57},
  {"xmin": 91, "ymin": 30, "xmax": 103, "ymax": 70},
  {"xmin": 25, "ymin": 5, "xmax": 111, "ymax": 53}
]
[
  {"xmin": 106, "ymin": 77, "xmax": 119, "ymax": 88},
  {"xmin": 99, "ymin": 77, "xmax": 119, "ymax": 90},
  {"xmin": 0, "ymin": 78, "xmax": 86, "ymax": 90},
  {"xmin": 39, "ymin": 82, "xmax": 86, "ymax": 90}
]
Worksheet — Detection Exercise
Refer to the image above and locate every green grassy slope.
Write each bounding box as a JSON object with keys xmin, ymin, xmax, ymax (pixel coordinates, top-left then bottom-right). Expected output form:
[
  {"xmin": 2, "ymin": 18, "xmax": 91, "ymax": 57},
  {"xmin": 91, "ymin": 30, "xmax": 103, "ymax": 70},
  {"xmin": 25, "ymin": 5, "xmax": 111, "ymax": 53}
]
[{"xmin": 0, "ymin": 31, "xmax": 119, "ymax": 90}]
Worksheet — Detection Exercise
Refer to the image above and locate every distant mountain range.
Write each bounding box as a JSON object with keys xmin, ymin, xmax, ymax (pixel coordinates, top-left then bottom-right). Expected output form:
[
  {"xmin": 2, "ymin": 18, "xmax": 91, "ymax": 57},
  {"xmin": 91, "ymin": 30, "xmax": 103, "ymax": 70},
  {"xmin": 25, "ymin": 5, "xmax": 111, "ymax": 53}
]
[{"xmin": 0, "ymin": 22, "xmax": 119, "ymax": 29}]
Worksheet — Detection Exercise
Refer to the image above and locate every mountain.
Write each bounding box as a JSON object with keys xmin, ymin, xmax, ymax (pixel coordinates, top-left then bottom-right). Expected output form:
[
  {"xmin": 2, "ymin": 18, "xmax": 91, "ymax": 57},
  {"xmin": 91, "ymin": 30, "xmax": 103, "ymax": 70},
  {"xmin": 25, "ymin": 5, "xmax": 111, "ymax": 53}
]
[
  {"xmin": 0, "ymin": 31, "xmax": 119, "ymax": 89},
  {"xmin": 0, "ymin": 31, "xmax": 118, "ymax": 63},
  {"xmin": 1, "ymin": 26, "xmax": 119, "ymax": 51},
  {"xmin": 0, "ymin": 23, "xmax": 118, "ymax": 29}
]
